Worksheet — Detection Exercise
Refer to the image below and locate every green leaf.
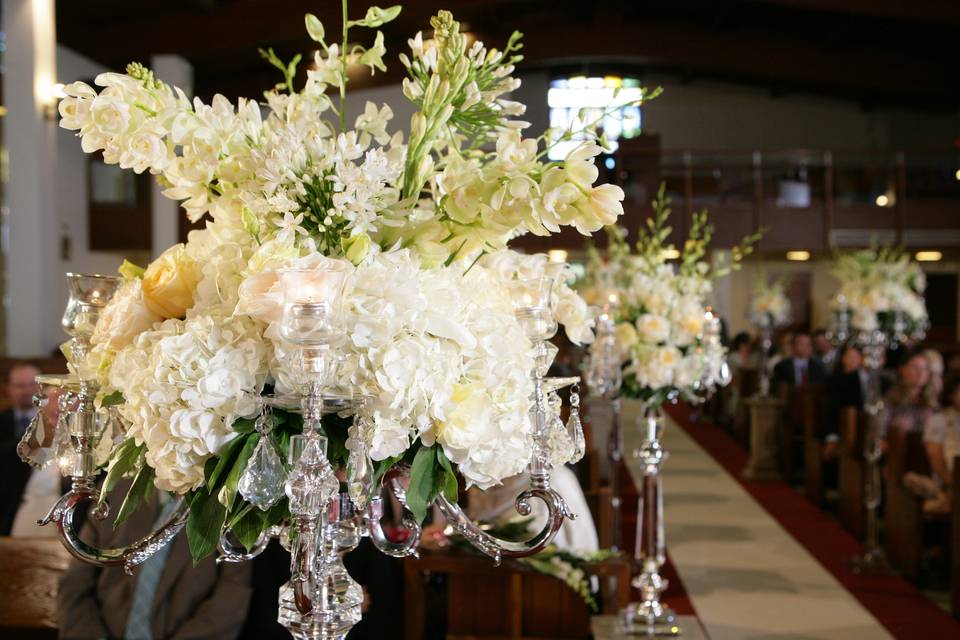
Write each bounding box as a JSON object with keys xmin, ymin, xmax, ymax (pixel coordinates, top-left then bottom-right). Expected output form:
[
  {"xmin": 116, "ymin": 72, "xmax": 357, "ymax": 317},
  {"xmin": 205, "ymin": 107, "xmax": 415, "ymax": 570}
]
[
  {"xmin": 350, "ymin": 5, "xmax": 402, "ymax": 28},
  {"xmin": 220, "ymin": 433, "xmax": 260, "ymax": 509},
  {"xmin": 372, "ymin": 454, "xmax": 403, "ymax": 488},
  {"xmin": 233, "ymin": 507, "xmax": 266, "ymax": 551},
  {"xmin": 206, "ymin": 434, "xmax": 249, "ymax": 494},
  {"xmin": 305, "ymin": 13, "xmax": 325, "ymax": 42},
  {"xmin": 114, "ymin": 462, "xmax": 155, "ymax": 528},
  {"xmin": 99, "ymin": 439, "xmax": 144, "ymax": 507},
  {"xmin": 232, "ymin": 417, "xmax": 257, "ymax": 434},
  {"xmin": 406, "ymin": 445, "xmax": 437, "ymax": 523},
  {"xmin": 435, "ymin": 448, "xmax": 459, "ymax": 502},
  {"xmin": 323, "ymin": 415, "xmax": 350, "ymax": 467},
  {"xmin": 186, "ymin": 490, "xmax": 227, "ymax": 564},
  {"xmin": 117, "ymin": 259, "xmax": 145, "ymax": 280},
  {"xmin": 100, "ymin": 390, "xmax": 125, "ymax": 407},
  {"xmin": 241, "ymin": 207, "xmax": 260, "ymax": 243}
]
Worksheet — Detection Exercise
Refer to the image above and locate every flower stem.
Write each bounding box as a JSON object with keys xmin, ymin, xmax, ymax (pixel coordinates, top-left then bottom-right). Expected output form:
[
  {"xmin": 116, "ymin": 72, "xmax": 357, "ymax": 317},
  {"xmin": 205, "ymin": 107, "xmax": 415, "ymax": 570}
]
[{"xmin": 340, "ymin": 0, "xmax": 349, "ymax": 133}]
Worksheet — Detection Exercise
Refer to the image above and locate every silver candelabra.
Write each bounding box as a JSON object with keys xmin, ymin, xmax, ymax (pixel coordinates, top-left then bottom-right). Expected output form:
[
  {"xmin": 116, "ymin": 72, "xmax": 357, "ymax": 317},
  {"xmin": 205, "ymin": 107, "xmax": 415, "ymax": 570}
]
[{"xmin": 19, "ymin": 270, "xmax": 581, "ymax": 640}]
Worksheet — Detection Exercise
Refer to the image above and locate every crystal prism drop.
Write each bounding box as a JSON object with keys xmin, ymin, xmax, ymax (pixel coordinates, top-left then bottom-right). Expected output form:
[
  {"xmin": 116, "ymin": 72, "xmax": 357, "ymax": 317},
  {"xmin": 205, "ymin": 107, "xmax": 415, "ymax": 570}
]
[
  {"xmin": 17, "ymin": 411, "xmax": 53, "ymax": 469},
  {"xmin": 346, "ymin": 448, "xmax": 373, "ymax": 510},
  {"xmin": 285, "ymin": 437, "xmax": 339, "ymax": 517},
  {"xmin": 240, "ymin": 436, "xmax": 287, "ymax": 511},
  {"xmin": 567, "ymin": 410, "xmax": 586, "ymax": 463},
  {"xmin": 52, "ymin": 414, "xmax": 76, "ymax": 476}
]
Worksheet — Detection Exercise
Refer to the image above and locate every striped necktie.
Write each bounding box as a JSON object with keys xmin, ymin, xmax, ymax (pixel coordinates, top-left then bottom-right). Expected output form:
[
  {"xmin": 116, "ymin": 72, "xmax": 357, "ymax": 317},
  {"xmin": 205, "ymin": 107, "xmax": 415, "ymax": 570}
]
[{"xmin": 123, "ymin": 497, "xmax": 179, "ymax": 640}]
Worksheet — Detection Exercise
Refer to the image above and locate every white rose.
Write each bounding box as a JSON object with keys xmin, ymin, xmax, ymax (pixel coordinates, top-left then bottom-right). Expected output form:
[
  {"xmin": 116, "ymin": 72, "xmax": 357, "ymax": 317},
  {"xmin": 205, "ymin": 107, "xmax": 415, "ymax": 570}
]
[
  {"xmin": 636, "ymin": 314, "xmax": 670, "ymax": 344},
  {"xmin": 91, "ymin": 279, "xmax": 162, "ymax": 351}
]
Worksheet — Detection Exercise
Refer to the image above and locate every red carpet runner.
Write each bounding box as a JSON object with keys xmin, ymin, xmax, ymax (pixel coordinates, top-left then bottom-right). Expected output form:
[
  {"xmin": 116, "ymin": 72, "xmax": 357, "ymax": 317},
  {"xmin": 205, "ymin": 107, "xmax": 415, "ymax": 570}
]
[{"xmin": 665, "ymin": 404, "xmax": 960, "ymax": 639}]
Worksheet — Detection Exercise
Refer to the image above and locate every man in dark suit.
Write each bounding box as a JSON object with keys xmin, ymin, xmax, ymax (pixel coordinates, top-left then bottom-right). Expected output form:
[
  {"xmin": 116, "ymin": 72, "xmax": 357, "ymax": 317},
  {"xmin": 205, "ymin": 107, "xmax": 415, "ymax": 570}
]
[
  {"xmin": 772, "ymin": 331, "xmax": 827, "ymax": 395},
  {"xmin": 0, "ymin": 362, "xmax": 40, "ymax": 535}
]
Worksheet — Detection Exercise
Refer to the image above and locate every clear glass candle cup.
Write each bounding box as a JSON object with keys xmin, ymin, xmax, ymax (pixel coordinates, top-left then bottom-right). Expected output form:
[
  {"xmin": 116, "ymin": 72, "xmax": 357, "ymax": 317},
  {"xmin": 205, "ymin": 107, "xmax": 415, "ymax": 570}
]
[
  {"xmin": 61, "ymin": 273, "xmax": 122, "ymax": 339},
  {"xmin": 512, "ymin": 276, "xmax": 558, "ymax": 342}
]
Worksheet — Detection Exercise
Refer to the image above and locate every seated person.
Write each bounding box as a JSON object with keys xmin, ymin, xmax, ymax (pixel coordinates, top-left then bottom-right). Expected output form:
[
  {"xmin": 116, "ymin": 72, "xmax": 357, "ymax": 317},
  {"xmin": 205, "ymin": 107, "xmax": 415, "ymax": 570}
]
[
  {"xmin": 466, "ymin": 466, "xmax": 599, "ymax": 552},
  {"xmin": 771, "ymin": 331, "xmax": 827, "ymax": 395},
  {"xmin": 58, "ymin": 481, "xmax": 252, "ymax": 639},
  {"xmin": 822, "ymin": 343, "xmax": 866, "ymax": 459},
  {"xmin": 904, "ymin": 375, "xmax": 960, "ymax": 515},
  {"xmin": 813, "ymin": 329, "xmax": 838, "ymax": 371},
  {"xmin": 879, "ymin": 349, "xmax": 937, "ymax": 439}
]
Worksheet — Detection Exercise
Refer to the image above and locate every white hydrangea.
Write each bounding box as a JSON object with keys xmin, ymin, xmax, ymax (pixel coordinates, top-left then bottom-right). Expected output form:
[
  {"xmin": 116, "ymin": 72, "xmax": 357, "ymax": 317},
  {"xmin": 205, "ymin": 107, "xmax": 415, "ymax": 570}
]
[{"xmin": 108, "ymin": 313, "xmax": 268, "ymax": 493}]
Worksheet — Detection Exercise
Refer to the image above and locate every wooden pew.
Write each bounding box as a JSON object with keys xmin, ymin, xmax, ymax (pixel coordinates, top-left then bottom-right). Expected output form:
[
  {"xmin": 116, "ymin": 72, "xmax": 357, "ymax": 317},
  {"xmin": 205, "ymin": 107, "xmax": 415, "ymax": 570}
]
[
  {"xmin": 584, "ymin": 486, "xmax": 616, "ymax": 550},
  {"xmin": 403, "ymin": 550, "xmax": 630, "ymax": 640},
  {"xmin": 0, "ymin": 538, "xmax": 72, "ymax": 639},
  {"xmin": 952, "ymin": 458, "xmax": 960, "ymax": 620},
  {"xmin": 732, "ymin": 368, "xmax": 760, "ymax": 446},
  {"xmin": 778, "ymin": 384, "xmax": 824, "ymax": 483},
  {"xmin": 884, "ymin": 428, "xmax": 930, "ymax": 582},
  {"xmin": 802, "ymin": 387, "xmax": 830, "ymax": 507},
  {"xmin": 838, "ymin": 408, "xmax": 867, "ymax": 539}
]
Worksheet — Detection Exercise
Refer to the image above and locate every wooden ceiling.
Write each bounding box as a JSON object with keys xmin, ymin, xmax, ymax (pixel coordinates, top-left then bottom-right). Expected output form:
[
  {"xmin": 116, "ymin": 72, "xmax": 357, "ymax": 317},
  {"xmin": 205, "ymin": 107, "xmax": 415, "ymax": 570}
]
[{"xmin": 55, "ymin": 0, "xmax": 960, "ymax": 111}]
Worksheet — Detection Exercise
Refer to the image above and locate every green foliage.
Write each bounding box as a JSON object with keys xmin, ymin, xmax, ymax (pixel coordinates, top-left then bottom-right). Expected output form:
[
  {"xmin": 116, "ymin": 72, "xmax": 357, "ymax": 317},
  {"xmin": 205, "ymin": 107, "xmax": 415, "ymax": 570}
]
[
  {"xmin": 186, "ymin": 489, "xmax": 227, "ymax": 564},
  {"xmin": 349, "ymin": 5, "xmax": 402, "ymax": 28},
  {"xmin": 125, "ymin": 62, "xmax": 163, "ymax": 90},
  {"xmin": 114, "ymin": 462, "xmax": 155, "ymax": 528},
  {"xmin": 406, "ymin": 443, "xmax": 460, "ymax": 523},
  {"xmin": 100, "ymin": 390, "xmax": 125, "ymax": 407},
  {"xmin": 99, "ymin": 439, "xmax": 144, "ymax": 508},
  {"xmin": 258, "ymin": 47, "xmax": 302, "ymax": 94}
]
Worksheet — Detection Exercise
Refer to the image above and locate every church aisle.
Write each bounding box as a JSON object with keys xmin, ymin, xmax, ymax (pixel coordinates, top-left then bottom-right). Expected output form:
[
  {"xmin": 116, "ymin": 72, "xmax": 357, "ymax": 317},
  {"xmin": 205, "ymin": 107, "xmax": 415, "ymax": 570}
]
[{"xmin": 623, "ymin": 411, "xmax": 893, "ymax": 639}]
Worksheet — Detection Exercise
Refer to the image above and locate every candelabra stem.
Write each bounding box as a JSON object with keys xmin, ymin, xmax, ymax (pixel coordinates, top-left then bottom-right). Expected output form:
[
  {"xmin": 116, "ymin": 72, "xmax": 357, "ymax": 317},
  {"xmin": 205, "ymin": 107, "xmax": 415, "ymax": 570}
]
[
  {"xmin": 847, "ymin": 349, "xmax": 896, "ymax": 575},
  {"xmin": 608, "ymin": 396, "xmax": 623, "ymax": 551},
  {"xmin": 757, "ymin": 321, "xmax": 772, "ymax": 398},
  {"xmin": 622, "ymin": 406, "xmax": 680, "ymax": 636}
]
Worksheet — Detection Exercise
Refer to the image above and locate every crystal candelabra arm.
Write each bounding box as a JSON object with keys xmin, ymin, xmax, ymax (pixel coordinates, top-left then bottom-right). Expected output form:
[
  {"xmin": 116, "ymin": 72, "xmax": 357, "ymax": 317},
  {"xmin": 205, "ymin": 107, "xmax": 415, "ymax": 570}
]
[
  {"xmin": 434, "ymin": 487, "xmax": 571, "ymax": 565},
  {"xmin": 41, "ymin": 484, "xmax": 188, "ymax": 575},
  {"xmin": 217, "ymin": 525, "xmax": 274, "ymax": 564},
  {"xmin": 365, "ymin": 494, "xmax": 421, "ymax": 558}
]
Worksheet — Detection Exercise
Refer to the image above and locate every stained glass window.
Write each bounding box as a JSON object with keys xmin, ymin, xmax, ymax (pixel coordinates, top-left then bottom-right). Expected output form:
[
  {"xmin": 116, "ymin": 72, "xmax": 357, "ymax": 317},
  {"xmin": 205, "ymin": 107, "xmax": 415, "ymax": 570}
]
[{"xmin": 547, "ymin": 75, "xmax": 643, "ymax": 161}]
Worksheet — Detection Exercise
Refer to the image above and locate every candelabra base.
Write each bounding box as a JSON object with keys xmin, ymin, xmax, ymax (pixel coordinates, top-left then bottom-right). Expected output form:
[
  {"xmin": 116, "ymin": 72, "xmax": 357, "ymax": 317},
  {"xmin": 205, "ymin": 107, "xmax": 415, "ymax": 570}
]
[
  {"xmin": 846, "ymin": 548, "xmax": 898, "ymax": 576},
  {"xmin": 621, "ymin": 602, "xmax": 682, "ymax": 636}
]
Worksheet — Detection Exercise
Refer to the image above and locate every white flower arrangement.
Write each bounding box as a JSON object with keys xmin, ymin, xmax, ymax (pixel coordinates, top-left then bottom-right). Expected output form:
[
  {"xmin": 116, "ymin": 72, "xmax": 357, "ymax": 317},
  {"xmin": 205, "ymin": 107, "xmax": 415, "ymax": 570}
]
[
  {"xmin": 585, "ymin": 187, "xmax": 760, "ymax": 406},
  {"xmin": 831, "ymin": 246, "xmax": 928, "ymax": 335},
  {"xmin": 59, "ymin": 5, "xmax": 643, "ymax": 559},
  {"xmin": 749, "ymin": 273, "xmax": 791, "ymax": 328}
]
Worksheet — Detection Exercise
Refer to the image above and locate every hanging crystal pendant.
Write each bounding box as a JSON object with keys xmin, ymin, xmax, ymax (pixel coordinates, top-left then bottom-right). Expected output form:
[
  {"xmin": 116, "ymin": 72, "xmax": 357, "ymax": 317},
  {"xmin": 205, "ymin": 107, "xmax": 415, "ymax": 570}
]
[
  {"xmin": 240, "ymin": 436, "xmax": 287, "ymax": 511},
  {"xmin": 17, "ymin": 393, "xmax": 53, "ymax": 469},
  {"xmin": 545, "ymin": 390, "xmax": 575, "ymax": 466},
  {"xmin": 53, "ymin": 412, "xmax": 77, "ymax": 476},
  {"xmin": 346, "ymin": 448, "xmax": 372, "ymax": 510},
  {"xmin": 567, "ymin": 383, "xmax": 586, "ymax": 463},
  {"xmin": 239, "ymin": 409, "xmax": 288, "ymax": 511},
  {"xmin": 346, "ymin": 413, "xmax": 373, "ymax": 510}
]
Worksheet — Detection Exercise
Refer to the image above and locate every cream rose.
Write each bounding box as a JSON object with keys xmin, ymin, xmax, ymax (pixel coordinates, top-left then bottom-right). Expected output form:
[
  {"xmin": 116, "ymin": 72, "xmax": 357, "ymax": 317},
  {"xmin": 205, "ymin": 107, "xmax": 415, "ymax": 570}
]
[
  {"xmin": 636, "ymin": 313, "xmax": 670, "ymax": 344},
  {"xmin": 91, "ymin": 279, "xmax": 162, "ymax": 351},
  {"xmin": 142, "ymin": 244, "xmax": 200, "ymax": 318},
  {"xmin": 614, "ymin": 322, "xmax": 639, "ymax": 351}
]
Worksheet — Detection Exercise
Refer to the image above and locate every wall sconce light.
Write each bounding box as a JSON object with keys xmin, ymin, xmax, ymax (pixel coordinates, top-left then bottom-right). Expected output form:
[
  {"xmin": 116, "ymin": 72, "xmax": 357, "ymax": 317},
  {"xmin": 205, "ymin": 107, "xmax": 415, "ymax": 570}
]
[
  {"xmin": 660, "ymin": 248, "xmax": 681, "ymax": 260},
  {"xmin": 547, "ymin": 249, "xmax": 568, "ymax": 263},
  {"xmin": 785, "ymin": 250, "xmax": 811, "ymax": 261},
  {"xmin": 915, "ymin": 251, "xmax": 942, "ymax": 262},
  {"xmin": 39, "ymin": 81, "xmax": 66, "ymax": 120}
]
